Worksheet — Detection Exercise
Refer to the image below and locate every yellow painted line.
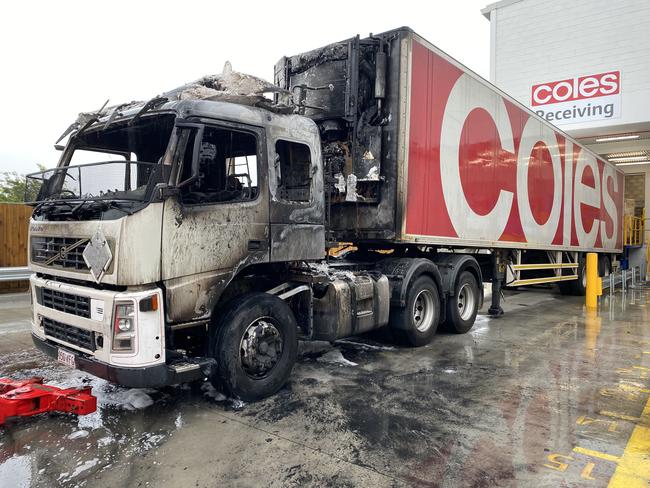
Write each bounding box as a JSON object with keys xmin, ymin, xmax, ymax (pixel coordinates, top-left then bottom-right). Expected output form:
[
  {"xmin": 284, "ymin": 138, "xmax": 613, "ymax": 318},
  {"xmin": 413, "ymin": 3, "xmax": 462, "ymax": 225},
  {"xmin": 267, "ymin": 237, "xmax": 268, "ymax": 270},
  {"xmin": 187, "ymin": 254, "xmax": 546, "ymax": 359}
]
[
  {"xmin": 608, "ymin": 397, "xmax": 650, "ymax": 488},
  {"xmin": 572, "ymin": 446, "xmax": 620, "ymax": 463},
  {"xmin": 599, "ymin": 410, "xmax": 640, "ymax": 422},
  {"xmin": 620, "ymin": 383, "xmax": 650, "ymax": 394}
]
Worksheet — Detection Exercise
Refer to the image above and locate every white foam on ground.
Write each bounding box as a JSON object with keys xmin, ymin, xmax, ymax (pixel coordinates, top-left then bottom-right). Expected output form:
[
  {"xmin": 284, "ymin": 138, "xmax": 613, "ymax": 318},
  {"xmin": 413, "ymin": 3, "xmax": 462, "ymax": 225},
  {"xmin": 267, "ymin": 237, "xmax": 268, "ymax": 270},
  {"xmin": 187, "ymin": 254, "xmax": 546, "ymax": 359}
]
[
  {"xmin": 67, "ymin": 458, "xmax": 99, "ymax": 480},
  {"xmin": 0, "ymin": 455, "xmax": 31, "ymax": 488},
  {"xmin": 335, "ymin": 339, "xmax": 395, "ymax": 351},
  {"xmin": 34, "ymin": 367, "xmax": 156, "ymax": 412},
  {"xmin": 316, "ymin": 349, "xmax": 358, "ymax": 367},
  {"xmin": 140, "ymin": 433, "xmax": 165, "ymax": 451},
  {"xmin": 67, "ymin": 430, "xmax": 89, "ymax": 440}
]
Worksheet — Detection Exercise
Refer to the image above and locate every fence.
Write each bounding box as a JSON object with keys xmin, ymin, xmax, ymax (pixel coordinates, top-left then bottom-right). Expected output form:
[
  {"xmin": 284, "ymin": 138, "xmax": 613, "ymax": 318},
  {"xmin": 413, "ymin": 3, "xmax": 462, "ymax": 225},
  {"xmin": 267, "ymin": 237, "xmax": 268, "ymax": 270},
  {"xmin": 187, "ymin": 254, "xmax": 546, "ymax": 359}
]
[{"xmin": 0, "ymin": 203, "xmax": 32, "ymax": 292}]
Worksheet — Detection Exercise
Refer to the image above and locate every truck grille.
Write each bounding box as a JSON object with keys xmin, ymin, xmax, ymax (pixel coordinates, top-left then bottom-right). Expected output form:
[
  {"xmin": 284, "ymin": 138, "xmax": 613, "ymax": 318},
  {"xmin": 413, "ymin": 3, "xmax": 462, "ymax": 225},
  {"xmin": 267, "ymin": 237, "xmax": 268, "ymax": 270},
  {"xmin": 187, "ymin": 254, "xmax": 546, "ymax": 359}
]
[
  {"xmin": 31, "ymin": 236, "xmax": 89, "ymax": 271},
  {"xmin": 43, "ymin": 317, "xmax": 96, "ymax": 352},
  {"xmin": 40, "ymin": 287, "xmax": 91, "ymax": 319}
]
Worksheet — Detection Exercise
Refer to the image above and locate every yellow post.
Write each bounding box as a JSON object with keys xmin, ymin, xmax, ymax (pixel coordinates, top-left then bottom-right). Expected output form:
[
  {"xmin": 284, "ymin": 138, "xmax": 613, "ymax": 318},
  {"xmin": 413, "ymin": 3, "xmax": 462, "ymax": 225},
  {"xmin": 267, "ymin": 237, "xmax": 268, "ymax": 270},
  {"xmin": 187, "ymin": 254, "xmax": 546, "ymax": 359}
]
[{"xmin": 585, "ymin": 253, "xmax": 601, "ymax": 310}]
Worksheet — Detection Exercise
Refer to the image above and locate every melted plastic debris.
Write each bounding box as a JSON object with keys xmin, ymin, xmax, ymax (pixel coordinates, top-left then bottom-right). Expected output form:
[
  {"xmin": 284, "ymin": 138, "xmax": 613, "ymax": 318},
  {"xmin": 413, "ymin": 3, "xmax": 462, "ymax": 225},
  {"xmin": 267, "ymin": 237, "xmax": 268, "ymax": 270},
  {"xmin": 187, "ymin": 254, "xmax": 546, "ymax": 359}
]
[
  {"xmin": 364, "ymin": 165, "xmax": 380, "ymax": 180},
  {"xmin": 334, "ymin": 173, "xmax": 346, "ymax": 193},
  {"xmin": 200, "ymin": 381, "xmax": 227, "ymax": 401},
  {"xmin": 307, "ymin": 262, "xmax": 356, "ymax": 281},
  {"xmin": 164, "ymin": 62, "xmax": 293, "ymax": 113},
  {"xmin": 345, "ymin": 174, "xmax": 358, "ymax": 202}
]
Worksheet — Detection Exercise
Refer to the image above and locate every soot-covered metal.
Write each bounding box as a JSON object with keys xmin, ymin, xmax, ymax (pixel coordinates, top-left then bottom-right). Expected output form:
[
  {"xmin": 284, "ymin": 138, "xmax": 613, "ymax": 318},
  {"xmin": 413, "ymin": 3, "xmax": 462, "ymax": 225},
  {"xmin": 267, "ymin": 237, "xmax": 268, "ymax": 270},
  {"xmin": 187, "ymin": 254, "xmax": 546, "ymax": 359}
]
[{"xmin": 275, "ymin": 28, "xmax": 411, "ymax": 244}]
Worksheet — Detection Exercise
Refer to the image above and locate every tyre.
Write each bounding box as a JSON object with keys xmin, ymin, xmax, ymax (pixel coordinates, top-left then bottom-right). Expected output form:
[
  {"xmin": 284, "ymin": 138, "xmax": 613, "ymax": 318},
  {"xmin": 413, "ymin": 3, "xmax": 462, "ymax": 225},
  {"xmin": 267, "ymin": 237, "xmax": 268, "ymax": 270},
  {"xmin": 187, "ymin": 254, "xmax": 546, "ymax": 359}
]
[
  {"xmin": 389, "ymin": 276, "xmax": 441, "ymax": 347},
  {"xmin": 599, "ymin": 255, "xmax": 611, "ymax": 278},
  {"xmin": 212, "ymin": 292, "xmax": 298, "ymax": 401},
  {"xmin": 559, "ymin": 257, "xmax": 586, "ymax": 296},
  {"xmin": 445, "ymin": 271, "xmax": 479, "ymax": 334}
]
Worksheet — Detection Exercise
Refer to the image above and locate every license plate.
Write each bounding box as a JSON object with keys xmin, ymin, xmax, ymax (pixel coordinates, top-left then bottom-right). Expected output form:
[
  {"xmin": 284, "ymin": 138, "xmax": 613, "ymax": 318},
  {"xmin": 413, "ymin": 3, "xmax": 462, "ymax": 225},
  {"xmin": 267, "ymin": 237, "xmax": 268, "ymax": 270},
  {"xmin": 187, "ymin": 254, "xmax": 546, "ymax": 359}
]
[{"xmin": 57, "ymin": 348, "xmax": 76, "ymax": 368}]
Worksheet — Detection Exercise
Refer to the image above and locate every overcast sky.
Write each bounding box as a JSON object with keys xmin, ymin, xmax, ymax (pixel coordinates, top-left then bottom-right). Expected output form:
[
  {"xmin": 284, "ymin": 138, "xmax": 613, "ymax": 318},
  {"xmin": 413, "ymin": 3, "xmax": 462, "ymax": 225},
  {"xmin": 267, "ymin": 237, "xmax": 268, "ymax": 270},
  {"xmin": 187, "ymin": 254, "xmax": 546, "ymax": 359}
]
[{"xmin": 0, "ymin": 0, "xmax": 490, "ymax": 174}]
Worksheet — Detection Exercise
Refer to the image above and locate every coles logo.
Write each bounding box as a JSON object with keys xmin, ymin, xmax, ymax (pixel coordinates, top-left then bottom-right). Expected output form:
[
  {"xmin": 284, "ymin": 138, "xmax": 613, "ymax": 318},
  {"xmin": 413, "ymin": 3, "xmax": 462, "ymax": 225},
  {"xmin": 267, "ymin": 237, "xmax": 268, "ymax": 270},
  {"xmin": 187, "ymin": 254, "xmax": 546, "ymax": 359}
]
[
  {"xmin": 405, "ymin": 42, "xmax": 624, "ymax": 251},
  {"xmin": 532, "ymin": 71, "xmax": 620, "ymax": 106}
]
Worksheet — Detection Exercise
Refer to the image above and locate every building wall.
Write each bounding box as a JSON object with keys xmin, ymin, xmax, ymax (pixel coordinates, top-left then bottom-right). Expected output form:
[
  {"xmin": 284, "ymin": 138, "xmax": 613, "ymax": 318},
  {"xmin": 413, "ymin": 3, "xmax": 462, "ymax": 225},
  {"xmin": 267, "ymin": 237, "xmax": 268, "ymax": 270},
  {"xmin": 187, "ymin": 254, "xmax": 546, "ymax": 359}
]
[
  {"xmin": 624, "ymin": 174, "xmax": 645, "ymax": 212},
  {"xmin": 484, "ymin": 0, "xmax": 650, "ymax": 274},
  {"xmin": 487, "ymin": 0, "xmax": 650, "ymax": 133}
]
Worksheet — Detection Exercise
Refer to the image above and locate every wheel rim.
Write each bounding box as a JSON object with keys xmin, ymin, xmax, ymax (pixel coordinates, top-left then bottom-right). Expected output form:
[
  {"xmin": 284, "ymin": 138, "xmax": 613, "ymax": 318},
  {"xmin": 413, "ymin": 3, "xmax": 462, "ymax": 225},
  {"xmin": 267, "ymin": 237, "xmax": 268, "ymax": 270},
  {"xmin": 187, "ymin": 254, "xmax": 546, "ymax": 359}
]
[
  {"xmin": 239, "ymin": 317, "xmax": 283, "ymax": 379},
  {"xmin": 412, "ymin": 289, "xmax": 436, "ymax": 332},
  {"xmin": 457, "ymin": 283, "xmax": 476, "ymax": 321}
]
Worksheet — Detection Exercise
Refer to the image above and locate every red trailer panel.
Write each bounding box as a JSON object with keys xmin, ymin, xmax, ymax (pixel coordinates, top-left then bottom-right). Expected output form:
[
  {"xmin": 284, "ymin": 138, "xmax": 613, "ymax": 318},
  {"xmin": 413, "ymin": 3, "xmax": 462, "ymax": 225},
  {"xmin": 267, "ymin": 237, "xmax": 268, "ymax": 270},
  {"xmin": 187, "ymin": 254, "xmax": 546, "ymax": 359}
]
[{"xmin": 401, "ymin": 36, "xmax": 624, "ymax": 253}]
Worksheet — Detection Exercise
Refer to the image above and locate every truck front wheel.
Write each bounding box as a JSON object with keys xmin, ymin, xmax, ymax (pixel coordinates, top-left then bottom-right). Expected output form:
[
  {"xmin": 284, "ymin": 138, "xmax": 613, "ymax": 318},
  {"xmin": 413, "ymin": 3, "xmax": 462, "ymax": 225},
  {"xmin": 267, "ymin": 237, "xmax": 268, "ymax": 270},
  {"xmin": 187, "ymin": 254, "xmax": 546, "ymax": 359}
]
[
  {"xmin": 212, "ymin": 293, "xmax": 298, "ymax": 401},
  {"xmin": 390, "ymin": 276, "xmax": 441, "ymax": 347},
  {"xmin": 445, "ymin": 271, "xmax": 479, "ymax": 334}
]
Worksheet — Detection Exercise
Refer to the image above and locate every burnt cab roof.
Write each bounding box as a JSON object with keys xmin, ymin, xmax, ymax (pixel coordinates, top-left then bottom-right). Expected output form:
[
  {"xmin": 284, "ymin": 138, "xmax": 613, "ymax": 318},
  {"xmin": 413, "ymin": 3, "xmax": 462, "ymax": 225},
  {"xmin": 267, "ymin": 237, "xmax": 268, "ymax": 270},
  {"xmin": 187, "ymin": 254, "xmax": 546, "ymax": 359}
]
[{"xmin": 88, "ymin": 99, "xmax": 320, "ymax": 150}]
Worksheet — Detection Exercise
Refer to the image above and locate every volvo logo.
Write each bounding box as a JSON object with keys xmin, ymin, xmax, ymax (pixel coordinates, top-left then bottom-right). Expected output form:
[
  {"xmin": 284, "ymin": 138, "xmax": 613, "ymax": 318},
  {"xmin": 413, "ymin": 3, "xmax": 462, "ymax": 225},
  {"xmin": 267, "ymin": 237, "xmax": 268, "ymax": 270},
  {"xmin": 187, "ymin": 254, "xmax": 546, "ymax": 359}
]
[{"xmin": 44, "ymin": 238, "xmax": 88, "ymax": 266}]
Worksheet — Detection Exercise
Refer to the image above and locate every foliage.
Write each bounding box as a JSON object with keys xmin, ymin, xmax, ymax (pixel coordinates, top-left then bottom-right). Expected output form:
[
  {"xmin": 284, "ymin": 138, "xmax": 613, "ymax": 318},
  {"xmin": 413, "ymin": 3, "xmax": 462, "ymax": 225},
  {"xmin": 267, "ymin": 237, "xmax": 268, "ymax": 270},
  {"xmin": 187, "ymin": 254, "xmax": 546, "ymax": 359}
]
[{"xmin": 0, "ymin": 164, "xmax": 47, "ymax": 203}]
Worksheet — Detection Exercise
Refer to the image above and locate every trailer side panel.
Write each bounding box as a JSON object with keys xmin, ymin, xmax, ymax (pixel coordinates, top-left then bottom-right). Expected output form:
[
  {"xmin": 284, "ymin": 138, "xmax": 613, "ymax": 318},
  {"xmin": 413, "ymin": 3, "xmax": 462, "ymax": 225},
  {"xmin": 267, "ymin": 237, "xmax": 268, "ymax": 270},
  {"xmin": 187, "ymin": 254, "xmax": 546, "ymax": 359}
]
[{"xmin": 402, "ymin": 37, "xmax": 624, "ymax": 253}]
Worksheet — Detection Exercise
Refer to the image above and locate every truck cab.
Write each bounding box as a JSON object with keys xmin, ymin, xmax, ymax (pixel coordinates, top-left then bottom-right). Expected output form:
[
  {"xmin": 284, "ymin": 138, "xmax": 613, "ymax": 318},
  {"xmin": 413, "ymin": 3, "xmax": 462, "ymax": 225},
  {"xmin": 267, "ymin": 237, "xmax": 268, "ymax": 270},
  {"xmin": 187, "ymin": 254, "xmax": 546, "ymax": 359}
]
[{"xmin": 28, "ymin": 99, "xmax": 338, "ymax": 393}]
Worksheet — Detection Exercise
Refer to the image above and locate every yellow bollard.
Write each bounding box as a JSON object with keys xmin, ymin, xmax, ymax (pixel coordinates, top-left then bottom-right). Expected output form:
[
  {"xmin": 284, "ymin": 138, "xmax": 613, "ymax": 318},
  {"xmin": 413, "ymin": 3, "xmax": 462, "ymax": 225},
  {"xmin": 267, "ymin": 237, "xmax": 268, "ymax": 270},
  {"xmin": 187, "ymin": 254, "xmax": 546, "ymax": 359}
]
[{"xmin": 585, "ymin": 253, "xmax": 601, "ymax": 310}]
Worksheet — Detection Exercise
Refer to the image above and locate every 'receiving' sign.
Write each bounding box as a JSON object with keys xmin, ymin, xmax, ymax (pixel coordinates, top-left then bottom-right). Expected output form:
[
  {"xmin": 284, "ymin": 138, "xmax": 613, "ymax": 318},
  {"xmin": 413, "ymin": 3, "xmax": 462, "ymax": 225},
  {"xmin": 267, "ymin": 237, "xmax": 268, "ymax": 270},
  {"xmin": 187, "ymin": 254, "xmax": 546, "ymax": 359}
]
[{"xmin": 531, "ymin": 71, "xmax": 621, "ymax": 125}]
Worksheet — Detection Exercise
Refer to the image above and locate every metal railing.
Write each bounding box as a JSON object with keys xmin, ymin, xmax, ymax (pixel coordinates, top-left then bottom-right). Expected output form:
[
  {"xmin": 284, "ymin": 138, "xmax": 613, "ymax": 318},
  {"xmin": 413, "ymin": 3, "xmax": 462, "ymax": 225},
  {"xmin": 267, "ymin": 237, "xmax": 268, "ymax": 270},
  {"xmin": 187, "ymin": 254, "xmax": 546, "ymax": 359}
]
[
  {"xmin": 623, "ymin": 211, "xmax": 645, "ymax": 247},
  {"xmin": 0, "ymin": 266, "xmax": 31, "ymax": 282},
  {"xmin": 606, "ymin": 265, "xmax": 643, "ymax": 296}
]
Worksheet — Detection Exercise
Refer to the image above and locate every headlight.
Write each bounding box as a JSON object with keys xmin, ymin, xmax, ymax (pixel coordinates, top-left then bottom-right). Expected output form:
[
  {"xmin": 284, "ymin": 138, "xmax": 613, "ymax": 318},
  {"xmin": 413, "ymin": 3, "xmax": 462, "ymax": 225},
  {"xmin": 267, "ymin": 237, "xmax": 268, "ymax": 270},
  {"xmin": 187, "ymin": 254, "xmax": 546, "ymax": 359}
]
[
  {"xmin": 115, "ymin": 303, "xmax": 135, "ymax": 331},
  {"xmin": 112, "ymin": 300, "xmax": 135, "ymax": 352}
]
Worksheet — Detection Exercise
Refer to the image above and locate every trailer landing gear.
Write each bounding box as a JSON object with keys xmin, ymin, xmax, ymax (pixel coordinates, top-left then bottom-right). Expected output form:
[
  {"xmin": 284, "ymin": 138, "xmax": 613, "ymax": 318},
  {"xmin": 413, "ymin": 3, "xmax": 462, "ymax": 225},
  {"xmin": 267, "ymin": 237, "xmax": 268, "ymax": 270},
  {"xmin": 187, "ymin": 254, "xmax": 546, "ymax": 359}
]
[
  {"xmin": 488, "ymin": 278, "xmax": 504, "ymax": 317},
  {"xmin": 488, "ymin": 250, "xmax": 507, "ymax": 317},
  {"xmin": 0, "ymin": 377, "xmax": 97, "ymax": 426}
]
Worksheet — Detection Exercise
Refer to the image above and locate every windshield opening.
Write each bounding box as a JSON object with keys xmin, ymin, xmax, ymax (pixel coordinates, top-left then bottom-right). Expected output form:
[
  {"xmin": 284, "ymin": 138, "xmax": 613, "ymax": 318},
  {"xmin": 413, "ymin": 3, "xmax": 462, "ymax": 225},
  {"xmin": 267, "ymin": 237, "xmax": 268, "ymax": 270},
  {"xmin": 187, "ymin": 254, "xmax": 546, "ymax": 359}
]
[{"xmin": 26, "ymin": 114, "xmax": 176, "ymax": 205}]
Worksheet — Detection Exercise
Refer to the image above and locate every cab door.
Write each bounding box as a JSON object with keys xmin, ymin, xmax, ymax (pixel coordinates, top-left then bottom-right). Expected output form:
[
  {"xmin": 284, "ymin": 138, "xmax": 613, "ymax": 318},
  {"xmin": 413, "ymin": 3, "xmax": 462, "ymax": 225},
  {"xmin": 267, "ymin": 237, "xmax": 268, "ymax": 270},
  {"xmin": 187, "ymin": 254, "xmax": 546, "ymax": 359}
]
[
  {"xmin": 268, "ymin": 134, "xmax": 325, "ymax": 262},
  {"xmin": 161, "ymin": 120, "xmax": 269, "ymax": 322}
]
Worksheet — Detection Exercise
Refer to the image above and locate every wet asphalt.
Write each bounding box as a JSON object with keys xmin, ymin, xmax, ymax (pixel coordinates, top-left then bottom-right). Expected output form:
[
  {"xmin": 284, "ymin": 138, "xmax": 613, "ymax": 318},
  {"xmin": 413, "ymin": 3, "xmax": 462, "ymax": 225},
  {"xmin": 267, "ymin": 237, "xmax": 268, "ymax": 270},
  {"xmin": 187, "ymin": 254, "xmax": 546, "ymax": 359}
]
[{"xmin": 1, "ymin": 285, "xmax": 649, "ymax": 487}]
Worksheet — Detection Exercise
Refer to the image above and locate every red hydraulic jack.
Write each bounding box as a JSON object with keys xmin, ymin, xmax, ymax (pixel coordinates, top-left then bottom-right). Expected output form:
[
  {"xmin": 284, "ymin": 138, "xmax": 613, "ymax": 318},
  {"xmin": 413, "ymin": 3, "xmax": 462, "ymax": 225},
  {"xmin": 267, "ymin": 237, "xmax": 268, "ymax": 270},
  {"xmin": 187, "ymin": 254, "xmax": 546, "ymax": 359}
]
[{"xmin": 0, "ymin": 377, "xmax": 97, "ymax": 426}]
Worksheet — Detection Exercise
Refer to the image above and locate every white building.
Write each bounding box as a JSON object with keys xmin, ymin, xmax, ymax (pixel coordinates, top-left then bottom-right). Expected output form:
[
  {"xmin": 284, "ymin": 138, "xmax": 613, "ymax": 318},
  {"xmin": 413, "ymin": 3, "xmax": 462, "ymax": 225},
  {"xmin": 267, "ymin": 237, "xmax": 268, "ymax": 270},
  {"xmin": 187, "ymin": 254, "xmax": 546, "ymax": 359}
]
[{"xmin": 482, "ymin": 0, "xmax": 650, "ymax": 264}]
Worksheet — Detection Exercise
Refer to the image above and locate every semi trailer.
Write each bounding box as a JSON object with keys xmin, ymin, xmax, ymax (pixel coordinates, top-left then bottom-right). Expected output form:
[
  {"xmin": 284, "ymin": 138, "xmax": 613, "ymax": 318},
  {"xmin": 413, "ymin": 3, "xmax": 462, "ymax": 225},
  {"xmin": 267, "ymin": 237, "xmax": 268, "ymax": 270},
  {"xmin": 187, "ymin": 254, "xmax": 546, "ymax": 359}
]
[{"xmin": 26, "ymin": 27, "xmax": 624, "ymax": 400}]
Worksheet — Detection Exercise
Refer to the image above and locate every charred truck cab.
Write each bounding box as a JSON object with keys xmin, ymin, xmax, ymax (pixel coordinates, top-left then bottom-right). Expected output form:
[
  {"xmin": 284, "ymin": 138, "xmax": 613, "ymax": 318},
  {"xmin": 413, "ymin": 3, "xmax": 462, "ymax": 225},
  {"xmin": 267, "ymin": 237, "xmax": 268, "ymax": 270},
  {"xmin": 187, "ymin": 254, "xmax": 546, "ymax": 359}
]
[{"xmin": 28, "ymin": 27, "xmax": 622, "ymax": 401}]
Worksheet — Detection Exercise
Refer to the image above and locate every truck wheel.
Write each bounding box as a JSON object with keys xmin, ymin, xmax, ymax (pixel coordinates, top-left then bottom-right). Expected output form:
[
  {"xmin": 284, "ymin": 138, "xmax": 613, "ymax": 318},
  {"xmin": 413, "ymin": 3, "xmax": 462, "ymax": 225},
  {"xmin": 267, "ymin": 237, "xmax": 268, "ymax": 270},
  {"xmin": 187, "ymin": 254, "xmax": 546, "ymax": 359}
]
[
  {"xmin": 445, "ymin": 271, "xmax": 479, "ymax": 334},
  {"xmin": 390, "ymin": 276, "xmax": 440, "ymax": 347},
  {"xmin": 559, "ymin": 258, "xmax": 586, "ymax": 296},
  {"xmin": 600, "ymin": 255, "xmax": 611, "ymax": 278},
  {"xmin": 212, "ymin": 292, "xmax": 298, "ymax": 401}
]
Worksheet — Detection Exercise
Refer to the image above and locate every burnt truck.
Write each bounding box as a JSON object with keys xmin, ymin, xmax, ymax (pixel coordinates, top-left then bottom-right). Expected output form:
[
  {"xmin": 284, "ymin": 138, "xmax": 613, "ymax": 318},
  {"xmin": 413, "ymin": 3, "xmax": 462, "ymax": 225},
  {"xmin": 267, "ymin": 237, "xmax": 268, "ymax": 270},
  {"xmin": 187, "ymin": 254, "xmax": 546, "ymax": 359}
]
[{"xmin": 26, "ymin": 27, "xmax": 624, "ymax": 400}]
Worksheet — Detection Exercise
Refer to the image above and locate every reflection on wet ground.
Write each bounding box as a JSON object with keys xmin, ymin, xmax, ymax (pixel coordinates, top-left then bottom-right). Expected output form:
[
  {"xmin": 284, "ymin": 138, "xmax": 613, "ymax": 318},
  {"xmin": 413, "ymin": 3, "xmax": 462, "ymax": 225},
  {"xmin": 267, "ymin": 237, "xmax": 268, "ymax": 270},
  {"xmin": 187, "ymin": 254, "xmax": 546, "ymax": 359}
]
[{"xmin": 1, "ymin": 286, "xmax": 649, "ymax": 487}]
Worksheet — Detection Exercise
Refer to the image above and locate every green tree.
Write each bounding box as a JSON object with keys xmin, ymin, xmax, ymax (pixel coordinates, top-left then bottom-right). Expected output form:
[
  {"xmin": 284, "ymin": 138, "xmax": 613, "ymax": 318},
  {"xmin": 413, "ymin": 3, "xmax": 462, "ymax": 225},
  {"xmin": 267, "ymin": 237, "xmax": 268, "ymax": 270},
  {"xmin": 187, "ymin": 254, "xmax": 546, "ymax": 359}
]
[{"xmin": 0, "ymin": 164, "xmax": 47, "ymax": 203}]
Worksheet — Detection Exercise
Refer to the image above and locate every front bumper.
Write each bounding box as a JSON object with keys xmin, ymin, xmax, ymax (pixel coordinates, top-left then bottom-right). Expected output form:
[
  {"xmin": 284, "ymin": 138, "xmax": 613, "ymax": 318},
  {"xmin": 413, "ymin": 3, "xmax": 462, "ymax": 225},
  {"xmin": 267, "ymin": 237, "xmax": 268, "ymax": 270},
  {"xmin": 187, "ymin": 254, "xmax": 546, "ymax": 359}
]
[{"xmin": 32, "ymin": 333, "xmax": 212, "ymax": 388}]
